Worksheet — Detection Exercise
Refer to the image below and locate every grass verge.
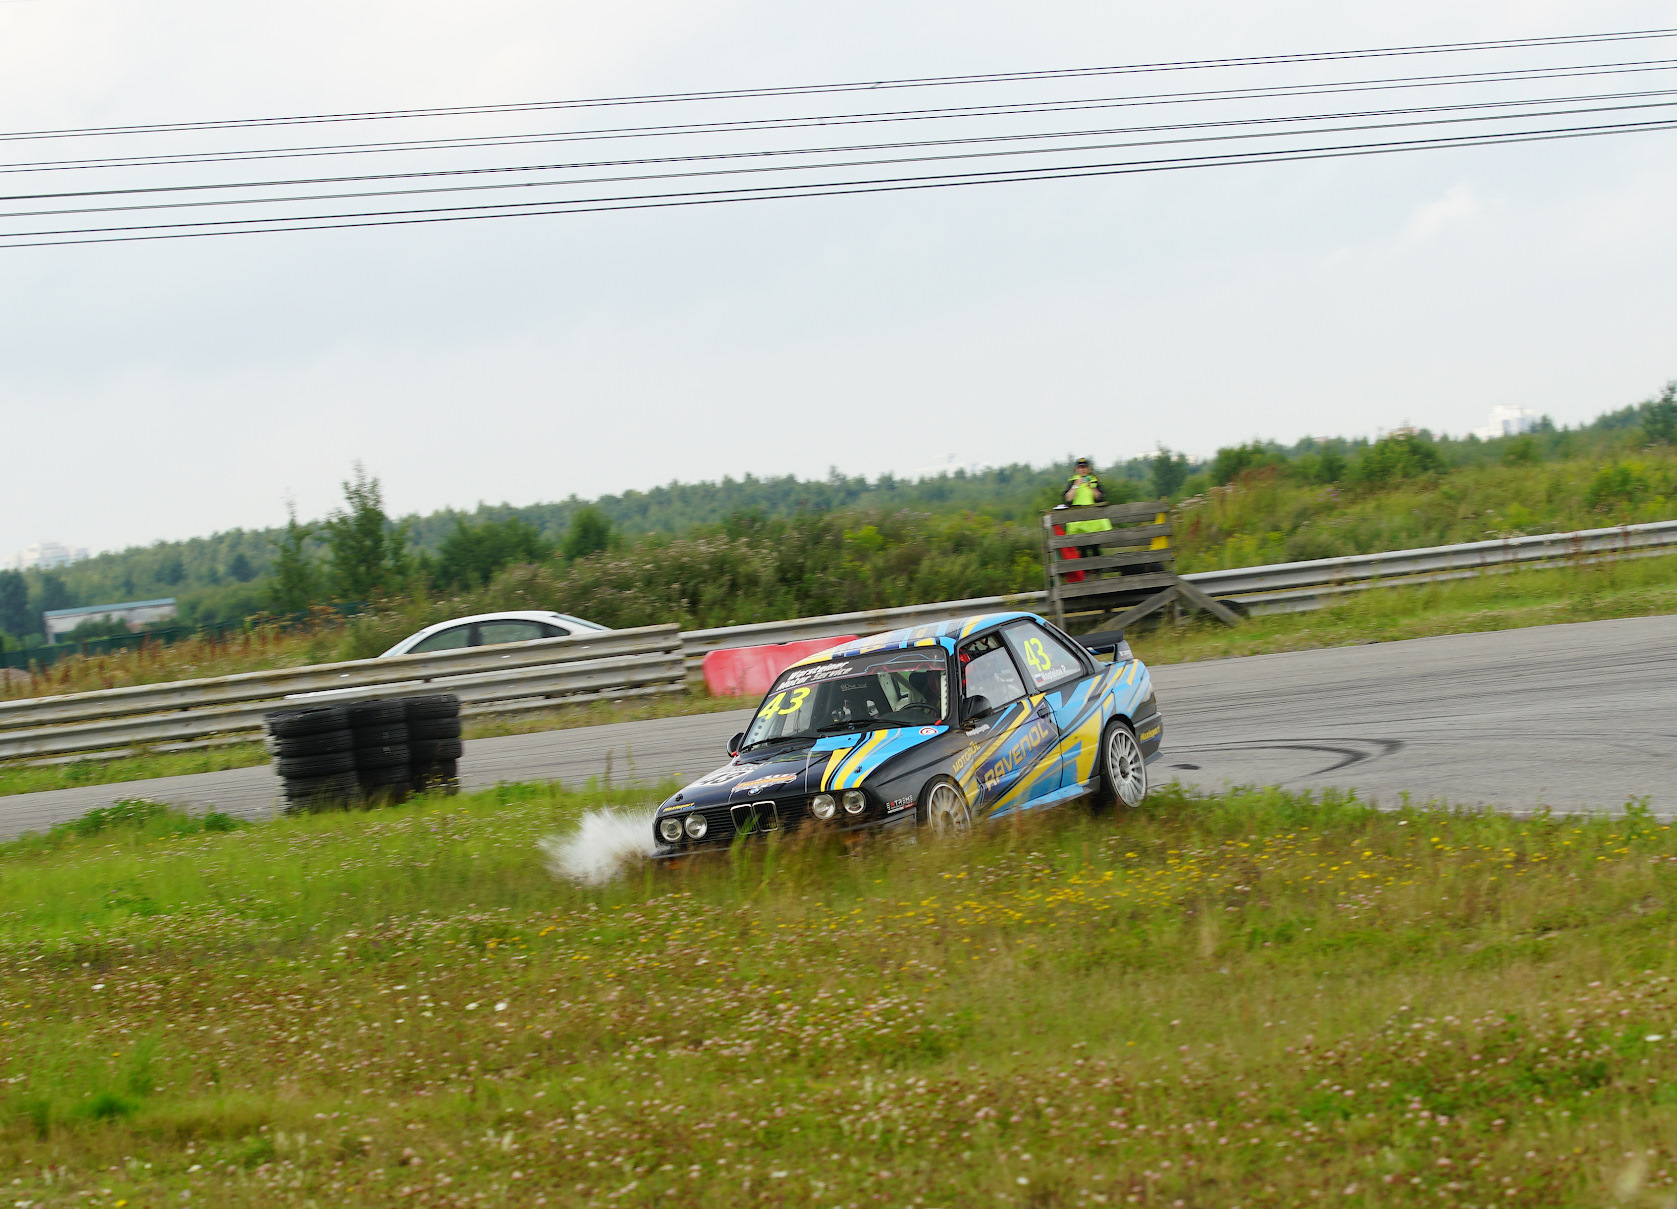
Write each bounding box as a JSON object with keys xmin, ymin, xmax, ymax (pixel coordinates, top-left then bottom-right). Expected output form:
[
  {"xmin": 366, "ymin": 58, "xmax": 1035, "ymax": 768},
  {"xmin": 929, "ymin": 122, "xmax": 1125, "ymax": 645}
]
[
  {"xmin": 3, "ymin": 782, "xmax": 1677, "ymax": 1206},
  {"xmin": 0, "ymin": 743, "xmax": 273, "ymax": 799}
]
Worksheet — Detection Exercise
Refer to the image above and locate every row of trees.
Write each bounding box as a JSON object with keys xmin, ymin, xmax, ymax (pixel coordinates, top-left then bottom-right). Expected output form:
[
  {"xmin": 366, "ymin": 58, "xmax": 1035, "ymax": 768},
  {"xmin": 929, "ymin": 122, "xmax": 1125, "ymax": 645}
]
[
  {"xmin": 267, "ymin": 465, "xmax": 617, "ymax": 615},
  {"xmin": 7, "ymin": 384, "xmax": 1673, "ymax": 647},
  {"xmin": 1191, "ymin": 381, "xmax": 1677, "ymax": 495}
]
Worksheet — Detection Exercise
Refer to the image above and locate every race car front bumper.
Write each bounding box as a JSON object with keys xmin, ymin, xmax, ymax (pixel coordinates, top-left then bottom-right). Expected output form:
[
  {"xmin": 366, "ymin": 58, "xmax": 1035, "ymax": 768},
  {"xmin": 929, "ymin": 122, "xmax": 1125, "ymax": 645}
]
[{"xmin": 650, "ymin": 803, "xmax": 914, "ymax": 861}]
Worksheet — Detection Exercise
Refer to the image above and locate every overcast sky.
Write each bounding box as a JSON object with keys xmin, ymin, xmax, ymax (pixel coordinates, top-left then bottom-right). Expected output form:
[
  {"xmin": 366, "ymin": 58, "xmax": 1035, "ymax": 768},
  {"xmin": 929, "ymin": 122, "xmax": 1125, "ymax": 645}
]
[{"xmin": 2, "ymin": 0, "xmax": 1675, "ymax": 560}]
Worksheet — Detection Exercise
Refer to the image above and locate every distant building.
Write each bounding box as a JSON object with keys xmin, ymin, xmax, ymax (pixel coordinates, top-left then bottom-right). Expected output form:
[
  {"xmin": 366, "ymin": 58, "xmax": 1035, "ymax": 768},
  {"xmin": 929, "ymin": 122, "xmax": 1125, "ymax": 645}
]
[
  {"xmin": 1472, "ymin": 406, "xmax": 1539, "ymax": 440},
  {"xmin": 12, "ymin": 541, "xmax": 90, "ymax": 571},
  {"xmin": 908, "ymin": 454, "xmax": 986, "ymax": 479},
  {"xmin": 43, "ymin": 598, "xmax": 177, "ymax": 643}
]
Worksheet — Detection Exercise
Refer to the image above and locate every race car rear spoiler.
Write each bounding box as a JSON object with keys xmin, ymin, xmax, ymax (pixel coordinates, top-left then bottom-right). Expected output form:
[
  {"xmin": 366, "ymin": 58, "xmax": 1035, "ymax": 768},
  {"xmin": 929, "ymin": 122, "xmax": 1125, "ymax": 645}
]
[{"xmin": 1076, "ymin": 629, "xmax": 1134, "ymax": 662}]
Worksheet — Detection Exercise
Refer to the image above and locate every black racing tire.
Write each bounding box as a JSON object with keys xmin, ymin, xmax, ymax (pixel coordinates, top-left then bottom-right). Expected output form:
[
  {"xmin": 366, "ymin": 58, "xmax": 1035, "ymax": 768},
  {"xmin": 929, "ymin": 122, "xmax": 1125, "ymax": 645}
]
[
  {"xmin": 916, "ymin": 775, "xmax": 973, "ymax": 836},
  {"xmin": 1098, "ymin": 720, "xmax": 1149, "ymax": 810},
  {"xmin": 409, "ymin": 737, "xmax": 464, "ymax": 762},
  {"xmin": 404, "ymin": 694, "xmax": 461, "ymax": 721},
  {"xmin": 283, "ymin": 772, "xmax": 362, "ymax": 812},
  {"xmin": 352, "ymin": 723, "xmax": 409, "ymax": 748},
  {"xmin": 353, "ymin": 742, "xmax": 411, "ymax": 769},
  {"xmin": 271, "ymin": 729, "xmax": 353, "ymax": 758},
  {"xmin": 275, "ymin": 751, "xmax": 358, "ymax": 779},
  {"xmin": 407, "ymin": 716, "xmax": 463, "ymax": 741},
  {"xmin": 346, "ymin": 699, "xmax": 406, "ymax": 728},
  {"xmin": 265, "ymin": 705, "xmax": 349, "ymax": 739}
]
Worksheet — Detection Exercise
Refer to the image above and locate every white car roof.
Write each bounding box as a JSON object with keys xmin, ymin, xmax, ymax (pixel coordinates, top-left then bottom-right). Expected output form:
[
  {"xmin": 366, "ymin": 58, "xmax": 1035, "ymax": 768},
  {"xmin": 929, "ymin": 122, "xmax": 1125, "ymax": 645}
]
[{"xmin": 380, "ymin": 611, "xmax": 607, "ymax": 658}]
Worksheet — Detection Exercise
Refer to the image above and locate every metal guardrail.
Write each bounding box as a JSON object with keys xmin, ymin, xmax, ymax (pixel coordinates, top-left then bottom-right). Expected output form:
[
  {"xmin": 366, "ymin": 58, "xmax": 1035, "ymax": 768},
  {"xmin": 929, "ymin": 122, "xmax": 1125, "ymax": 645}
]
[
  {"xmin": 1184, "ymin": 519, "xmax": 1677, "ymax": 615},
  {"xmin": 0, "ymin": 625, "xmax": 683, "ymax": 760},
  {"xmin": 3, "ymin": 521, "xmax": 1672, "ymax": 762},
  {"xmin": 676, "ymin": 520, "xmax": 1677, "ymax": 648}
]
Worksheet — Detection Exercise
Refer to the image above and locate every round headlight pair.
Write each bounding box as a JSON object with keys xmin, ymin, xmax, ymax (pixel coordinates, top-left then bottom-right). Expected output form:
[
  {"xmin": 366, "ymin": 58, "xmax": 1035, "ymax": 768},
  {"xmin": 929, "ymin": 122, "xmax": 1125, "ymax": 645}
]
[
  {"xmin": 811, "ymin": 794, "xmax": 837, "ymax": 821},
  {"xmin": 658, "ymin": 811, "xmax": 709, "ymax": 842}
]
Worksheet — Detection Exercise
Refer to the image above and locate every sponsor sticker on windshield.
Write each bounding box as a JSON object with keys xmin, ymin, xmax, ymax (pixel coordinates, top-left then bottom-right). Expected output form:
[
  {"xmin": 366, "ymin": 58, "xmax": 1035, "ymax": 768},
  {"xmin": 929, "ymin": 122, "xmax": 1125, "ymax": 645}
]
[{"xmin": 777, "ymin": 652, "xmax": 944, "ymax": 690}]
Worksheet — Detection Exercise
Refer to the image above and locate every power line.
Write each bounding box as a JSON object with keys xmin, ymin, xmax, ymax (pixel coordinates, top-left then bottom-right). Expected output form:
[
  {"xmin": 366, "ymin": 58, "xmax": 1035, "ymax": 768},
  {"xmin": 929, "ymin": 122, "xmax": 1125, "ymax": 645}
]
[
  {"xmin": 5, "ymin": 111, "xmax": 1672, "ymax": 248},
  {"xmin": 6, "ymin": 89, "xmax": 1675, "ymax": 215},
  {"xmin": 4, "ymin": 26, "xmax": 1677, "ymax": 144},
  {"xmin": 7, "ymin": 56, "xmax": 1677, "ymax": 177}
]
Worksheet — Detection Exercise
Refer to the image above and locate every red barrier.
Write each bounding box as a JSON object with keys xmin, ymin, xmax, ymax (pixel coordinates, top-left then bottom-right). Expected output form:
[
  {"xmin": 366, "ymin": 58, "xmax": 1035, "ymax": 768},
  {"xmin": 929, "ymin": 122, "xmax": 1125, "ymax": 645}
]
[
  {"xmin": 702, "ymin": 636, "xmax": 861, "ymax": 698},
  {"xmin": 1053, "ymin": 522, "xmax": 1086, "ymax": 584}
]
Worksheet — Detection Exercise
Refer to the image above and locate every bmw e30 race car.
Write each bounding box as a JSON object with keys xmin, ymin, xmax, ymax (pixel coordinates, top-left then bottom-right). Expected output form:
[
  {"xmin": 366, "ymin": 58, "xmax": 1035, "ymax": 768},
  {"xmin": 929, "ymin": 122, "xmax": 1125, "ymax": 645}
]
[{"xmin": 652, "ymin": 611, "xmax": 1163, "ymax": 856}]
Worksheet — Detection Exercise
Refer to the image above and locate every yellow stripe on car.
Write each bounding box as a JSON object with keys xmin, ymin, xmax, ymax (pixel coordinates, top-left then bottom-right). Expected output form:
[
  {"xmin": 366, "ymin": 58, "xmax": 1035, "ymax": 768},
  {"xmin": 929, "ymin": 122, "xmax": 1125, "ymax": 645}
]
[{"xmin": 828, "ymin": 730, "xmax": 889, "ymax": 791}]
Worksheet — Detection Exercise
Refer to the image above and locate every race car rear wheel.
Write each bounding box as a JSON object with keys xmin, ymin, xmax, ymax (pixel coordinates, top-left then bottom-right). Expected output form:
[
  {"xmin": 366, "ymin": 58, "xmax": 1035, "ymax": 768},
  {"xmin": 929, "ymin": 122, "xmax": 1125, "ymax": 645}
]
[
  {"xmin": 919, "ymin": 776, "xmax": 972, "ymax": 836},
  {"xmin": 1100, "ymin": 720, "xmax": 1148, "ymax": 810}
]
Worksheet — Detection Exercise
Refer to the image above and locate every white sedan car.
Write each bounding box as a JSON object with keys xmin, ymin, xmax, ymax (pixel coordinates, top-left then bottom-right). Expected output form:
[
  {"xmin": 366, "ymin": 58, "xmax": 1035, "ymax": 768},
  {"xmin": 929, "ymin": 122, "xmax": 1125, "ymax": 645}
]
[{"xmin": 379, "ymin": 611, "xmax": 608, "ymax": 658}]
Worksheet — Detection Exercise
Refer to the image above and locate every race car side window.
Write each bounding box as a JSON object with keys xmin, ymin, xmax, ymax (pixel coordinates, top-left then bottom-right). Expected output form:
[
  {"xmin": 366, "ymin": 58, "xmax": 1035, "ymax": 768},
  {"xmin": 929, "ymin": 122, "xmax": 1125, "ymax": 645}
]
[
  {"xmin": 1002, "ymin": 621, "xmax": 1085, "ymax": 692},
  {"xmin": 958, "ymin": 632, "xmax": 1027, "ymax": 708}
]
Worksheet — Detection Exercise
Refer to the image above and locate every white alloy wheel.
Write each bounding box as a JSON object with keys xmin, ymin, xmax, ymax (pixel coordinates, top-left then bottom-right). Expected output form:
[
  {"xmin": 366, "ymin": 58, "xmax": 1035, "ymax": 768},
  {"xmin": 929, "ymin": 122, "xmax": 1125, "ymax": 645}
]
[
  {"xmin": 922, "ymin": 779, "xmax": 973, "ymax": 836},
  {"xmin": 1104, "ymin": 723, "xmax": 1148, "ymax": 808}
]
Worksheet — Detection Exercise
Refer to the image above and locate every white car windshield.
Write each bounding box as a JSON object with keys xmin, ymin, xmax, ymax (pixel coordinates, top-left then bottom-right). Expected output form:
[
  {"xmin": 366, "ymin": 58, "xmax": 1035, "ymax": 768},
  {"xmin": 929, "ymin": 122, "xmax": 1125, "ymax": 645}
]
[{"xmin": 741, "ymin": 650, "xmax": 949, "ymax": 750}]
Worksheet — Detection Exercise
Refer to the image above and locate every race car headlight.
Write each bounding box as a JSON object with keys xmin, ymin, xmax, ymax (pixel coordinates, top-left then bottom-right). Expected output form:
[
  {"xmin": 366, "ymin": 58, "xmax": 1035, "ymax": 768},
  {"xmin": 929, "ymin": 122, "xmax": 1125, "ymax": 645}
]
[
  {"xmin": 842, "ymin": 790, "xmax": 867, "ymax": 815},
  {"xmin": 658, "ymin": 816, "xmax": 684, "ymax": 843},
  {"xmin": 810, "ymin": 794, "xmax": 837, "ymax": 821},
  {"xmin": 684, "ymin": 811, "xmax": 709, "ymax": 840}
]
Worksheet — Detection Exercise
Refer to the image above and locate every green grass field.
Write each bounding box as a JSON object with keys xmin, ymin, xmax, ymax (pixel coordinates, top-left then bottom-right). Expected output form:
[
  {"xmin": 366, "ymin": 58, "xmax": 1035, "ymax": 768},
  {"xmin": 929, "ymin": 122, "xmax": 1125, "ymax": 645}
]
[
  {"xmin": 0, "ymin": 743, "xmax": 273, "ymax": 799},
  {"xmin": 3, "ymin": 783, "xmax": 1677, "ymax": 1207}
]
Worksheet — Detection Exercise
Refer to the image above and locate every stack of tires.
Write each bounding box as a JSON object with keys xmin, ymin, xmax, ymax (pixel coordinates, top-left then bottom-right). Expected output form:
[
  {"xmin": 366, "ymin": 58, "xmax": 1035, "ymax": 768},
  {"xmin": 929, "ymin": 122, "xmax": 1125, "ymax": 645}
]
[
  {"xmin": 347, "ymin": 699, "xmax": 412, "ymax": 804},
  {"xmin": 265, "ymin": 705, "xmax": 362, "ymax": 812},
  {"xmin": 406, "ymin": 694, "xmax": 462, "ymax": 796},
  {"xmin": 265, "ymin": 695, "xmax": 462, "ymax": 811}
]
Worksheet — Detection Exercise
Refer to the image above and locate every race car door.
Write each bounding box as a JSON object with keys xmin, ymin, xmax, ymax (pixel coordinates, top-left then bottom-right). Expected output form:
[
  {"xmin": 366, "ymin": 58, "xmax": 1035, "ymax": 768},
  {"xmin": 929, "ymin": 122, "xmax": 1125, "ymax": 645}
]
[
  {"xmin": 956, "ymin": 631, "xmax": 1060, "ymax": 815},
  {"xmin": 1001, "ymin": 619, "xmax": 1099, "ymax": 790}
]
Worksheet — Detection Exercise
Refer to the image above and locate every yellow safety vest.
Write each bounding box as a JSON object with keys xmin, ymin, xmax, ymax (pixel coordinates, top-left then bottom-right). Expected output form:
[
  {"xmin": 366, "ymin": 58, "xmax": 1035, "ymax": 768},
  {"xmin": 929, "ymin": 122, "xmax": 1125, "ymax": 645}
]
[{"xmin": 1064, "ymin": 477, "xmax": 1112, "ymax": 536}]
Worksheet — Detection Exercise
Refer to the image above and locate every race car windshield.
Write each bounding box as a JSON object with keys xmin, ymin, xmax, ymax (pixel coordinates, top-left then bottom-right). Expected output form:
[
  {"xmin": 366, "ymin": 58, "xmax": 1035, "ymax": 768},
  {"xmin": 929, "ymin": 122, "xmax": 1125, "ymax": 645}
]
[{"xmin": 741, "ymin": 652, "xmax": 950, "ymax": 750}]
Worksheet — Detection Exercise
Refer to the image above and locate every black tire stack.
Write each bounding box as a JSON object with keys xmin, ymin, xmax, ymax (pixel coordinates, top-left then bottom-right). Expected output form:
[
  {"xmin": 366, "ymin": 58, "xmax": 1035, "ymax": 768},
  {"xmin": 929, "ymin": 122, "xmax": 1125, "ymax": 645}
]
[
  {"xmin": 265, "ymin": 705, "xmax": 362, "ymax": 812},
  {"xmin": 406, "ymin": 694, "xmax": 462, "ymax": 796},
  {"xmin": 265, "ymin": 695, "xmax": 463, "ymax": 812},
  {"xmin": 348, "ymin": 699, "xmax": 412, "ymax": 804}
]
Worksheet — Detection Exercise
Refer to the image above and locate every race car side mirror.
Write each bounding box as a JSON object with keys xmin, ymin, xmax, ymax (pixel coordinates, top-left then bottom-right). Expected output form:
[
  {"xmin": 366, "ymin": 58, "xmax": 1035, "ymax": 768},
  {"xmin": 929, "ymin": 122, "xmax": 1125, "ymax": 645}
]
[
  {"xmin": 727, "ymin": 732, "xmax": 745, "ymax": 757},
  {"xmin": 961, "ymin": 695, "xmax": 992, "ymax": 724}
]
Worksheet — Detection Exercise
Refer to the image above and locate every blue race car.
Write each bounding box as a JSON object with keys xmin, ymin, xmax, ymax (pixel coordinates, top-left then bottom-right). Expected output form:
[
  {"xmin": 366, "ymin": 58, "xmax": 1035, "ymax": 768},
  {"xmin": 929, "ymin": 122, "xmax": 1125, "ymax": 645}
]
[{"xmin": 652, "ymin": 611, "xmax": 1163, "ymax": 855}]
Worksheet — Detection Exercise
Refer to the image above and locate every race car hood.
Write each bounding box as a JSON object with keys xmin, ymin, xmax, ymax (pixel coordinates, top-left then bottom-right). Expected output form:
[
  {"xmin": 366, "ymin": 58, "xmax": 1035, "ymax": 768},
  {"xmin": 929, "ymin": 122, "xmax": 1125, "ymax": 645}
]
[{"xmin": 661, "ymin": 725, "xmax": 952, "ymax": 811}]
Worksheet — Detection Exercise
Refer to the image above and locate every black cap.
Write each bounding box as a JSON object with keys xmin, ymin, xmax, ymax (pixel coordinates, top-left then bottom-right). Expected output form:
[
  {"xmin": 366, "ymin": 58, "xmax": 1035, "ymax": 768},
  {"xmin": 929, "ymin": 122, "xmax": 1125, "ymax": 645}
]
[{"xmin": 1074, "ymin": 456, "xmax": 1093, "ymax": 467}]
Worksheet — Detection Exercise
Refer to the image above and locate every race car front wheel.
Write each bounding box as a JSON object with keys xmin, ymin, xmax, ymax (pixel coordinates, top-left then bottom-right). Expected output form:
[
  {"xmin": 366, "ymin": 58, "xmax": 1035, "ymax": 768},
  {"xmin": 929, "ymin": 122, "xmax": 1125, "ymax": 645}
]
[
  {"xmin": 1100, "ymin": 721, "xmax": 1148, "ymax": 809},
  {"xmin": 919, "ymin": 776, "xmax": 973, "ymax": 836}
]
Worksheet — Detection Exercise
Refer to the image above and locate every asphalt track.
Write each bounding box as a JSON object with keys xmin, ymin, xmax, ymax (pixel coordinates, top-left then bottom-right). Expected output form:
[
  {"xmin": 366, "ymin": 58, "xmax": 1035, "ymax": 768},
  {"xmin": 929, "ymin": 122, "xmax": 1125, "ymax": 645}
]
[{"xmin": 3, "ymin": 614, "xmax": 1673, "ymax": 840}]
